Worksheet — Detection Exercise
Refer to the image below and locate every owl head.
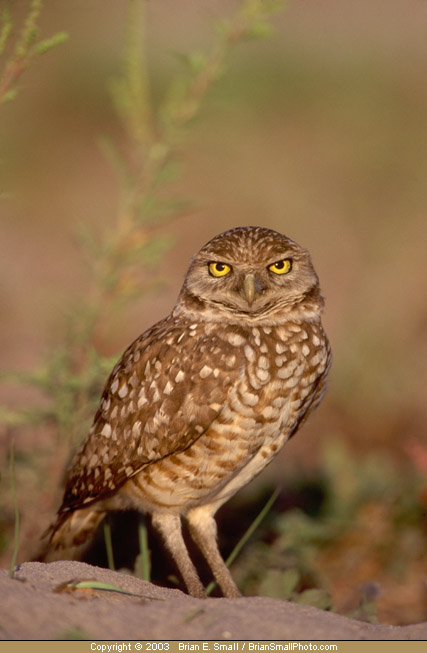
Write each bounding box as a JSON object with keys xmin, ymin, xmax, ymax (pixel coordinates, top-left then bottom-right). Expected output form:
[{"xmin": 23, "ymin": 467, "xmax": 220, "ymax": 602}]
[{"xmin": 177, "ymin": 226, "xmax": 323, "ymax": 322}]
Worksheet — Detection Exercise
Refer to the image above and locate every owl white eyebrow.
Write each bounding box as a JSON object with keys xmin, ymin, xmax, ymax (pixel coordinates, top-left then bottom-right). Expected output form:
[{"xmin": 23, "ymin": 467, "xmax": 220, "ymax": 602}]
[
  {"xmin": 268, "ymin": 256, "xmax": 293, "ymax": 266},
  {"xmin": 206, "ymin": 260, "xmax": 234, "ymax": 269}
]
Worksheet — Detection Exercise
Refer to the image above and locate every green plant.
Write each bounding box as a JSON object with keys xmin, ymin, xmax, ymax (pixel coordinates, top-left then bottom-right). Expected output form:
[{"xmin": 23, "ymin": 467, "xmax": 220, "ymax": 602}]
[
  {"xmin": 1, "ymin": 0, "xmax": 285, "ymax": 445},
  {"xmin": 8, "ymin": 441, "xmax": 19, "ymax": 578},
  {"xmin": 0, "ymin": 0, "xmax": 68, "ymax": 106},
  {"xmin": 59, "ymin": 627, "xmax": 92, "ymax": 641},
  {"xmin": 229, "ymin": 439, "xmax": 427, "ymax": 617},
  {"xmin": 0, "ymin": 0, "xmax": 284, "ymax": 567}
]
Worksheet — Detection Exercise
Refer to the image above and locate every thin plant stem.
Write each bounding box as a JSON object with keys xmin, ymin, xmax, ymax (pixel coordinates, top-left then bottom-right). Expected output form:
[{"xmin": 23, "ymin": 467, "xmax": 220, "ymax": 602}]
[
  {"xmin": 205, "ymin": 486, "xmax": 281, "ymax": 596},
  {"xmin": 64, "ymin": 579, "xmax": 163, "ymax": 600},
  {"xmin": 137, "ymin": 517, "xmax": 151, "ymax": 581},
  {"xmin": 9, "ymin": 441, "xmax": 20, "ymax": 578},
  {"xmin": 103, "ymin": 517, "xmax": 115, "ymax": 571}
]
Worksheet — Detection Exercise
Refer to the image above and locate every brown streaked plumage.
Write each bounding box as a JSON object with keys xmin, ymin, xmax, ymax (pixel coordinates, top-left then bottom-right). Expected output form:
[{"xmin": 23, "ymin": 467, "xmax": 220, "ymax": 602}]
[{"xmin": 44, "ymin": 226, "xmax": 331, "ymax": 598}]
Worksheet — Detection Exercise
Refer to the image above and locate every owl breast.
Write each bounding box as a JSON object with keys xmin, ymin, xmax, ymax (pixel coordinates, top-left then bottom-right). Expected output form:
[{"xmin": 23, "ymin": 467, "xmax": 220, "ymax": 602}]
[{"xmin": 121, "ymin": 318, "xmax": 329, "ymax": 514}]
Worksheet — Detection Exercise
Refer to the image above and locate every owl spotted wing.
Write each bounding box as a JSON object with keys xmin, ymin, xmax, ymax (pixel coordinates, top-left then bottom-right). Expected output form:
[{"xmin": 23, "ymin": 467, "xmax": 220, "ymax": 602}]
[
  {"xmin": 288, "ymin": 337, "xmax": 332, "ymax": 439},
  {"xmin": 60, "ymin": 317, "xmax": 239, "ymax": 512}
]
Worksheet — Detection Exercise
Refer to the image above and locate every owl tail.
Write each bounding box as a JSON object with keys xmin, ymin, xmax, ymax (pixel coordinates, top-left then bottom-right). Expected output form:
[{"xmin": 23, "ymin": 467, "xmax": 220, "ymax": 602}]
[{"xmin": 36, "ymin": 507, "xmax": 106, "ymax": 562}]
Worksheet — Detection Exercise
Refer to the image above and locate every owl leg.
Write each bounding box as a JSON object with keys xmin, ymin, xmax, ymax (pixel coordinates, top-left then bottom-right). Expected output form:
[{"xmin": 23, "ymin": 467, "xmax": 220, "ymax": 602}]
[
  {"xmin": 186, "ymin": 505, "xmax": 241, "ymax": 599},
  {"xmin": 151, "ymin": 512, "xmax": 205, "ymax": 599}
]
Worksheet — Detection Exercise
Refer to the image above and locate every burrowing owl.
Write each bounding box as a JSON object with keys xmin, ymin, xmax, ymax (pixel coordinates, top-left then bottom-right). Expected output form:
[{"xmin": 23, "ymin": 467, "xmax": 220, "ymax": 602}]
[{"xmin": 45, "ymin": 226, "xmax": 331, "ymax": 598}]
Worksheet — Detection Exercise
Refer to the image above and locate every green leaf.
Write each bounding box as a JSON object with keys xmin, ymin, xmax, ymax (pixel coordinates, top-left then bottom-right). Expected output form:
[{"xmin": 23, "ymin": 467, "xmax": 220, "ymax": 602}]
[
  {"xmin": 214, "ymin": 18, "xmax": 232, "ymax": 39},
  {"xmin": 294, "ymin": 588, "xmax": 332, "ymax": 611},
  {"xmin": 174, "ymin": 51, "xmax": 208, "ymax": 74},
  {"xmin": 281, "ymin": 568, "xmax": 300, "ymax": 597},
  {"xmin": 1, "ymin": 88, "xmax": 18, "ymax": 105},
  {"xmin": 0, "ymin": 406, "xmax": 28, "ymax": 427},
  {"xmin": 245, "ymin": 22, "xmax": 275, "ymax": 40},
  {"xmin": 65, "ymin": 579, "xmax": 163, "ymax": 600},
  {"xmin": 9, "ymin": 441, "xmax": 20, "ymax": 579},
  {"xmin": 263, "ymin": 0, "xmax": 286, "ymax": 15},
  {"xmin": 33, "ymin": 31, "xmax": 68, "ymax": 55},
  {"xmin": 0, "ymin": 6, "xmax": 13, "ymax": 56}
]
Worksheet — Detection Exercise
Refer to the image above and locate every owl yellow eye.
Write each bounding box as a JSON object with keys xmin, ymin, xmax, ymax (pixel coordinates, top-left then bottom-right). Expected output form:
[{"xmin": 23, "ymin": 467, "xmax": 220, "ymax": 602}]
[
  {"xmin": 208, "ymin": 262, "xmax": 232, "ymax": 277},
  {"xmin": 268, "ymin": 259, "xmax": 292, "ymax": 275}
]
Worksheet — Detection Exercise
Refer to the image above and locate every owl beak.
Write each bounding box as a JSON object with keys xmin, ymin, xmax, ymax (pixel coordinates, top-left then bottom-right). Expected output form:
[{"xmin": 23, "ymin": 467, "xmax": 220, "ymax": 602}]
[{"xmin": 243, "ymin": 273, "xmax": 256, "ymax": 307}]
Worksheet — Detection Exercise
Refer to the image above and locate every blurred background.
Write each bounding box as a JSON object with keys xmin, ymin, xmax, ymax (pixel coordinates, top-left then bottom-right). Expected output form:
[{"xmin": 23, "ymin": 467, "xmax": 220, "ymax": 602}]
[{"xmin": 1, "ymin": 0, "xmax": 427, "ymax": 625}]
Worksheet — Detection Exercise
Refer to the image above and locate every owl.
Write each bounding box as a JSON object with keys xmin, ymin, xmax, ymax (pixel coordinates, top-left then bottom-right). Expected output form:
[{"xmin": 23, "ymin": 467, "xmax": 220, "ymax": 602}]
[{"xmin": 45, "ymin": 226, "xmax": 331, "ymax": 598}]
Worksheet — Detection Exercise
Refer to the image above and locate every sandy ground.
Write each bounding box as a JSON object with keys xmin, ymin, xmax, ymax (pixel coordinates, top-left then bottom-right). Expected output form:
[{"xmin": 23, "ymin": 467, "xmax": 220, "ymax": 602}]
[{"xmin": 1, "ymin": 561, "xmax": 426, "ymax": 641}]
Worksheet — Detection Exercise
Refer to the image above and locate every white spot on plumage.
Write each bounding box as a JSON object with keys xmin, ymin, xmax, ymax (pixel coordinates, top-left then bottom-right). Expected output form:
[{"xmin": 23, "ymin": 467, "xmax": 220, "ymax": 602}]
[
  {"xmin": 175, "ymin": 370, "xmax": 185, "ymax": 383},
  {"xmin": 132, "ymin": 421, "xmax": 142, "ymax": 436},
  {"xmin": 200, "ymin": 365, "xmax": 213, "ymax": 379},
  {"xmin": 252, "ymin": 327, "xmax": 261, "ymax": 346},
  {"xmin": 244, "ymin": 345, "xmax": 256, "ymax": 362},
  {"xmin": 272, "ymin": 396, "xmax": 287, "ymax": 408},
  {"xmin": 277, "ymin": 364, "xmax": 295, "ymax": 379},
  {"xmin": 118, "ymin": 383, "xmax": 129, "ymax": 398},
  {"xmin": 241, "ymin": 391, "xmax": 259, "ymax": 406},
  {"xmin": 317, "ymin": 359, "xmax": 327, "ymax": 374},
  {"xmin": 276, "ymin": 327, "xmax": 289, "ymax": 341},
  {"xmin": 262, "ymin": 405, "xmax": 277, "ymax": 419},
  {"xmin": 227, "ymin": 332, "xmax": 245, "ymax": 346},
  {"xmin": 256, "ymin": 368, "xmax": 270, "ymax": 382},
  {"xmin": 276, "ymin": 342, "xmax": 287, "ymax": 354},
  {"xmin": 164, "ymin": 380, "xmax": 174, "ymax": 395},
  {"xmin": 308, "ymin": 372, "xmax": 317, "ymax": 383},
  {"xmin": 258, "ymin": 355, "xmax": 269, "ymax": 369},
  {"xmin": 101, "ymin": 423, "xmax": 112, "ymax": 438},
  {"xmin": 138, "ymin": 394, "xmax": 148, "ymax": 409},
  {"xmin": 129, "ymin": 371, "xmax": 139, "ymax": 388},
  {"xmin": 311, "ymin": 351, "xmax": 323, "ymax": 366},
  {"xmin": 283, "ymin": 374, "xmax": 300, "ymax": 388},
  {"xmin": 111, "ymin": 378, "xmax": 119, "ymax": 393}
]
